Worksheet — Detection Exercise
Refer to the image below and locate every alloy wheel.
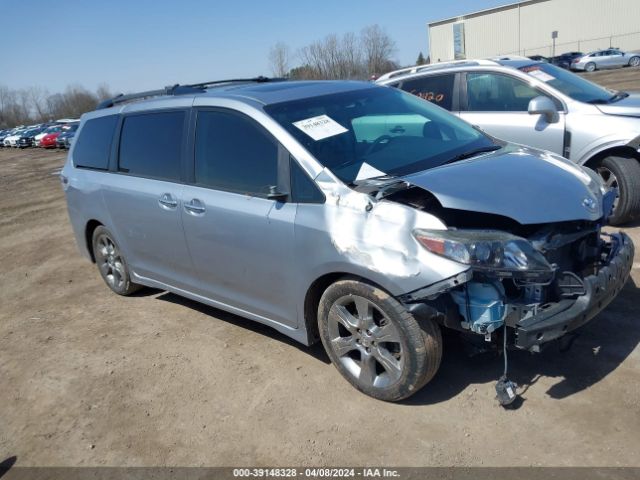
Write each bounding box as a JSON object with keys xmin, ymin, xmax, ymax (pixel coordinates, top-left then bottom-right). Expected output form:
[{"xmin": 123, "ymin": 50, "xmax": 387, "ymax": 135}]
[
  {"xmin": 95, "ymin": 233, "xmax": 127, "ymax": 291},
  {"xmin": 597, "ymin": 165, "xmax": 620, "ymax": 211},
  {"xmin": 327, "ymin": 295, "xmax": 404, "ymax": 389}
]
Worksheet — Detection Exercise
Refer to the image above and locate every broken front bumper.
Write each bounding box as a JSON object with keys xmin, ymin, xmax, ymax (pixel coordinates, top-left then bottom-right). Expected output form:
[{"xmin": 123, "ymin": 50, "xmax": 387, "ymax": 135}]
[{"xmin": 511, "ymin": 233, "xmax": 634, "ymax": 350}]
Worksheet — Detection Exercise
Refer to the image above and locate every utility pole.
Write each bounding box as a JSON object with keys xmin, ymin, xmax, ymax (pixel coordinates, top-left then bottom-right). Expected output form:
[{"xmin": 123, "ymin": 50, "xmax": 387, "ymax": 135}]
[{"xmin": 552, "ymin": 31, "xmax": 558, "ymax": 58}]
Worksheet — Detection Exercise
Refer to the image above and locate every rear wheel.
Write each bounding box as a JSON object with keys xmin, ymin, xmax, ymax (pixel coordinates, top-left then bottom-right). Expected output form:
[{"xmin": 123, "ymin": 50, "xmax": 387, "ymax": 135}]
[
  {"xmin": 92, "ymin": 226, "xmax": 141, "ymax": 295},
  {"xmin": 596, "ymin": 156, "xmax": 640, "ymax": 225},
  {"xmin": 629, "ymin": 56, "xmax": 640, "ymax": 67},
  {"xmin": 318, "ymin": 279, "xmax": 442, "ymax": 402},
  {"xmin": 585, "ymin": 62, "xmax": 596, "ymax": 72}
]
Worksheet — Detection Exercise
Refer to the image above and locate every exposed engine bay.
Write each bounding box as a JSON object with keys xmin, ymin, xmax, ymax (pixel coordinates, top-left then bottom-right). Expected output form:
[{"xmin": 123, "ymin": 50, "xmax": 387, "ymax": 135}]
[{"xmin": 356, "ymin": 179, "xmax": 632, "ymax": 353}]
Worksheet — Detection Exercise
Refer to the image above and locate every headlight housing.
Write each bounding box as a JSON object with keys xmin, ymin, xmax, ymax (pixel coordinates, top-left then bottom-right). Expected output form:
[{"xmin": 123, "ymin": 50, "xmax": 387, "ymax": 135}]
[{"xmin": 413, "ymin": 229, "xmax": 554, "ymax": 280}]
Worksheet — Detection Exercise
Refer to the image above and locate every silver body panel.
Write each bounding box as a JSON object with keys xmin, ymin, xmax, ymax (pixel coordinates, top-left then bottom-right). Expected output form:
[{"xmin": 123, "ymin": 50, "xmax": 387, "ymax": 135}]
[{"xmin": 61, "ymin": 80, "xmax": 615, "ymax": 346}]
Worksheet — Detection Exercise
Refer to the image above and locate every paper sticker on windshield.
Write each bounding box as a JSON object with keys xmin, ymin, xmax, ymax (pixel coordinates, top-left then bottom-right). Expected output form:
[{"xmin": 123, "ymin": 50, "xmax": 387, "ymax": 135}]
[
  {"xmin": 527, "ymin": 69, "xmax": 555, "ymax": 82},
  {"xmin": 355, "ymin": 162, "xmax": 387, "ymax": 181},
  {"xmin": 293, "ymin": 115, "xmax": 348, "ymax": 141}
]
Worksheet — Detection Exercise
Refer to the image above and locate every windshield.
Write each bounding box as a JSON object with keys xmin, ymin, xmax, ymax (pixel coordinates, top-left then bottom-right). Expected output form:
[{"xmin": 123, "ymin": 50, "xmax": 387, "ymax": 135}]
[
  {"xmin": 519, "ymin": 63, "xmax": 615, "ymax": 103},
  {"xmin": 265, "ymin": 86, "xmax": 495, "ymax": 184}
]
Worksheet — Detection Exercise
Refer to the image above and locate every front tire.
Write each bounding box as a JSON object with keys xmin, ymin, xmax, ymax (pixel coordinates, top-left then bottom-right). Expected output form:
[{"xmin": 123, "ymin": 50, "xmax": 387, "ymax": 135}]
[
  {"xmin": 92, "ymin": 226, "xmax": 141, "ymax": 295},
  {"xmin": 318, "ymin": 279, "xmax": 442, "ymax": 402},
  {"xmin": 596, "ymin": 156, "xmax": 640, "ymax": 225},
  {"xmin": 629, "ymin": 56, "xmax": 640, "ymax": 67},
  {"xmin": 585, "ymin": 62, "xmax": 596, "ymax": 72}
]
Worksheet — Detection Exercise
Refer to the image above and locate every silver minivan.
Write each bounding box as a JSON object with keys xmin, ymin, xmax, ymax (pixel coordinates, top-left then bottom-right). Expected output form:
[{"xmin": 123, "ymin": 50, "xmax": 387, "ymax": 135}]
[
  {"xmin": 62, "ymin": 79, "xmax": 633, "ymax": 403},
  {"xmin": 378, "ymin": 58, "xmax": 640, "ymax": 225}
]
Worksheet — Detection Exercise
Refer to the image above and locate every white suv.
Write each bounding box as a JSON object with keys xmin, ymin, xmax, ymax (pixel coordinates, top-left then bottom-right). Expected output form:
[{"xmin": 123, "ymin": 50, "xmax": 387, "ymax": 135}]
[{"xmin": 378, "ymin": 58, "xmax": 640, "ymax": 224}]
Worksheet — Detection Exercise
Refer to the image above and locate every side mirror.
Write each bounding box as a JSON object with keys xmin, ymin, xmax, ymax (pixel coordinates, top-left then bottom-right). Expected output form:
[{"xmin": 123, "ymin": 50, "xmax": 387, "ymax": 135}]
[{"xmin": 528, "ymin": 96, "xmax": 559, "ymax": 124}]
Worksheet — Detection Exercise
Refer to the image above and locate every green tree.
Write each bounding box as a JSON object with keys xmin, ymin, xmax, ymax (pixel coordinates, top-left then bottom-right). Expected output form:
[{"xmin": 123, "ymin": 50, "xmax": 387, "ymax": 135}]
[{"xmin": 416, "ymin": 52, "xmax": 426, "ymax": 65}]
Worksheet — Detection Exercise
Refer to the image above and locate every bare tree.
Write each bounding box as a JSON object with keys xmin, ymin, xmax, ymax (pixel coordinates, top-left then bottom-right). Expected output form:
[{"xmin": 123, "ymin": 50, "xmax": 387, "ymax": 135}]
[
  {"xmin": 361, "ymin": 24, "xmax": 397, "ymax": 77},
  {"xmin": 26, "ymin": 86, "xmax": 50, "ymax": 121},
  {"xmin": 288, "ymin": 25, "xmax": 397, "ymax": 80},
  {"xmin": 95, "ymin": 83, "xmax": 113, "ymax": 102},
  {"xmin": 268, "ymin": 42, "xmax": 291, "ymax": 77},
  {"xmin": 298, "ymin": 32, "xmax": 365, "ymax": 80}
]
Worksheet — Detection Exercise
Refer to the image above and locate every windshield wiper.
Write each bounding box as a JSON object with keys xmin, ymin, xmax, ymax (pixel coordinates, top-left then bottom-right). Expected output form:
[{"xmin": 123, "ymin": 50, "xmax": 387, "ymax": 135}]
[
  {"xmin": 588, "ymin": 91, "xmax": 629, "ymax": 104},
  {"xmin": 608, "ymin": 91, "xmax": 629, "ymax": 103},
  {"xmin": 443, "ymin": 145, "xmax": 501, "ymax": 165}
]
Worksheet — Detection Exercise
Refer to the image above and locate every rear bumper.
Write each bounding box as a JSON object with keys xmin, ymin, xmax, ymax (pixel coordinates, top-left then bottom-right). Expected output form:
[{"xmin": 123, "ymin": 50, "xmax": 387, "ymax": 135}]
[{"xmin": 513, "ymin": 233, "xmax": 634, "ymax": 350}]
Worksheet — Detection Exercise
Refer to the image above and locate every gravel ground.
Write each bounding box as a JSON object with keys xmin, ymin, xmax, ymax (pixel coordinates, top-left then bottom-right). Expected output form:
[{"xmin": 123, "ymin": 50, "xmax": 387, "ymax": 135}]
[
  {"xmin": 1, "ymin": 71, "xmax": 639, "ymax": 467},
  {"xmin": 578, "ymin": 66, "xmax": 640, "ymax": 91}
]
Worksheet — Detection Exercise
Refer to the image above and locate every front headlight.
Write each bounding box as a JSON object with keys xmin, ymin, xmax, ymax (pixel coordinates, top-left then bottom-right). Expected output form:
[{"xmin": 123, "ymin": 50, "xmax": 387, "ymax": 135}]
[{"xmin": 413, "ymin": 229, "xmax": 554, "ymax": 280}]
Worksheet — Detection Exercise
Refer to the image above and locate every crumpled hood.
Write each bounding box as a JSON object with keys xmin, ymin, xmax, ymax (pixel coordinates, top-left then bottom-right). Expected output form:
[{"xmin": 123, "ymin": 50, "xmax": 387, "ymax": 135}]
[
  {"xmin": 595, "ymin": 93, "xmax": 640, "ymax": 117},
  {"xmin": 401, "ymin": 146, "xmax": 603, "ymax": 225}
]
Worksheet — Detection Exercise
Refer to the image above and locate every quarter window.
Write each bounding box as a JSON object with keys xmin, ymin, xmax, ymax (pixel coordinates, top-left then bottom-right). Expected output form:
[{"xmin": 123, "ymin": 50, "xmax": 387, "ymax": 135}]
[
  {"xmin": 399, "ymin": 74, "xmax": 455, "ymax": 110},
  {"xmin": 194, "ymin": 110, "xmax": 278, "ymax": 196},
  {"xmin": 466, "ymin": 73, "xmax": 546, "ymax": 112},
  {"xmin": 118, "ymin": 111, "xmax": 184, "ymax": 181},
  {"xmin": 73, "ymin": 115, "xmax": 118, "ymax": 170}
]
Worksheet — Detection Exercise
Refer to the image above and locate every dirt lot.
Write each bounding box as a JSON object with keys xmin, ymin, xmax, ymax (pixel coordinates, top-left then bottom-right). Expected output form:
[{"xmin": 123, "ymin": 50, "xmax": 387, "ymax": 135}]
[
  {"xmin": 578, "ymin": 66, "xmax": 640, "ymax": 91},
  {"xmin": 1, "ymin": 88, "xmax": 640, "ymax": 466}
]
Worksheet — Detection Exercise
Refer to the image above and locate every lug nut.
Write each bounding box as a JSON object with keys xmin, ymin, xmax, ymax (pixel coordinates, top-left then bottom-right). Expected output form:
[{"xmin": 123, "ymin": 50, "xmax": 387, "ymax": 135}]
[
  {"xmin": 366, "ymin": 330, "xmax": 371, "ymax": 335},
  {"xmin": 365, "ymin": 347, "xmax": 371, "ymax": 353}
]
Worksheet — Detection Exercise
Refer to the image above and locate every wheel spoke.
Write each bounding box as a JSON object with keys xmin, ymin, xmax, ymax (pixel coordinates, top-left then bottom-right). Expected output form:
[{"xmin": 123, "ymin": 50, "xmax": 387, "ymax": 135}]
[
  {"xmin": 331, "ymin": 335, "xmax": 357, "ymax": 357},
  {"xmin": 330, "ymin": 304, "xmax": 360, "ymax": 332},
  {"xmin": 354, "ymin": 296, "xmax": 373, "ymax": 328},
  {"xmin": 371, "ymin": 322, "xmax": 398, "ymax": 343},
  {"xmin": 113, "ymin": 260, "xmax": 126, "ymax": 279},
  {"xmin": 358, "ymin": 354, "xmax": 377, "ymax": 386},
  {"xmin": 99, "ymin": 261, "xmax": 110, "ymax": 275},
  {"xmin": 372, "ymin": 347, "xmax": 403, "ymax": 383}
]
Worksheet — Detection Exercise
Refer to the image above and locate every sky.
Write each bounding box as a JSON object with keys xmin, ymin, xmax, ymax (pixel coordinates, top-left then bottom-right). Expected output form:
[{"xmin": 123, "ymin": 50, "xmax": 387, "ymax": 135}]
[{"xmin": 1, "ymin": 0, "xmax": 509, "ymax": 94}]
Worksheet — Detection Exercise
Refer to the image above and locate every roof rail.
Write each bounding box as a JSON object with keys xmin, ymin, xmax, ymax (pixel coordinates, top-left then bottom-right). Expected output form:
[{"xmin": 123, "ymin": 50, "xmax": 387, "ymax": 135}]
[{"xmin": 96, "ymin": 76, "xmax": 286, "ymax": 110}]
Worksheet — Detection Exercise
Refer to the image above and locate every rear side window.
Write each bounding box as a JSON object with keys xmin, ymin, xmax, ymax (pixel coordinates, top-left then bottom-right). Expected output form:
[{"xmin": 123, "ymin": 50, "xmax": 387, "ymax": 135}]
[
  {"xmin": 194, "ymin": 110, "xmax": 278, "ymax": 196},
  {"xmin": 399, "ymin": 74, "xmax": 455, "ymax": 110},
  {"xmin": 73, "ymin": 115, "xmax": 118, "ymax": 170},
  {"xmin": 118, "ymin": 111, "xmax": 184, "ymax": 181}
]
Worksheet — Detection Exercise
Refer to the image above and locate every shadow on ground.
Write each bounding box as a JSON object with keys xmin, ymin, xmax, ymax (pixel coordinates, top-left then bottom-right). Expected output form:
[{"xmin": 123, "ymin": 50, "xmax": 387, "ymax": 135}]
[
  {"xmin": 0, "ymin": 457, "xmax": 17, "ymax": 479},
  {"xmin": 154, "ymin": 277, "xmax": 639, "ymax": 406}
]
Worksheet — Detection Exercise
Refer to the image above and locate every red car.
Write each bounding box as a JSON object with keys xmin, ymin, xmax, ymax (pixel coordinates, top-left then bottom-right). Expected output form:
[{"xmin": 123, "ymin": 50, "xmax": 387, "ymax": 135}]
[{"xmin": 40, "ymin": 132, "xmax": 61, "ymax": 148}]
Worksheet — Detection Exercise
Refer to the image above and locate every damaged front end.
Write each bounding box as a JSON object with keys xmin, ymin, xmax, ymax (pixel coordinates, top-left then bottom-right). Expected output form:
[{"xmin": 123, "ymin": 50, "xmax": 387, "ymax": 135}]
[
  {"xmin": 408, "ymin": 224, "xmax": 633, "ymax": 352},
  {"xmin": 361, "ymin": 175, "xmax": 634, "ymax": 353}
]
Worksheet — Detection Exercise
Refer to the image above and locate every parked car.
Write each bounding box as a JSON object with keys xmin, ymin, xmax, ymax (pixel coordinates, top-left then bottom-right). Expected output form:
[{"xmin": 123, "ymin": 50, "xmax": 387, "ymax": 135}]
[
  {"xmin": 378, "ymin": 58, "xmax": 640, "ymax": 224},
  {"xmin": 56, "ymin": 124, "xmax": 79, "ymax": 148},
  {"xmin": 17, "ymin": 127, "xmax": 45, "ymax": 148},
  {"xmin": 61, "ymin": 79, "xmax": 633, "ymax": 403},
  {"xmin": 63, "ymin": 130, "xmax": 77, "ymax": 148},
  {"xmin": 0, "ymin": 130, "xmax": 12, "ymax": 146},
  {"xmin": 40, "ymin": 131, "xmax": 62, "ymax": 148},
  {"xmin": 34, "ymin": 125, "xmax": 62, "ymax": 147},
  {"xmin": 3, "ymin": 130, "xmax": 26, "ymax": 147},
  {"xmin": 571, "ymin": 48, "xmax": 640, "ymax": 72},
  {"xmin": 528, "ymin": 55, "xmax": 549, "ymax": 63},
  {"xmin": 551, "ymin": 51, "xmax": 583, "ymax": 69}
]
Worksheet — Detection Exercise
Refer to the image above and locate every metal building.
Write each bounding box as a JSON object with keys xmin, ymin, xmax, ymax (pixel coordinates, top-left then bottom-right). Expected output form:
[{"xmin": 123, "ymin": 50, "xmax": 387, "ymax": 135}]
[{"xmin": 428, "ymin": 0, "xmax": 640, "ymax": 62}]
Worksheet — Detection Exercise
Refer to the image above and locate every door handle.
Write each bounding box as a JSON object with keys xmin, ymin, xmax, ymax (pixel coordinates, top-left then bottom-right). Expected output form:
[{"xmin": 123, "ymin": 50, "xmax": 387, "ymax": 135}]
[
  {"xmin": 158, "ymin": 193, "xmax": 178, "ymax": 209},
  {"xmin": 390, "ymin": 126, "xmax": 405, "ymax": 134},
  {"xmin": 184, "ymin": 198, "xmax": 206, "ymax": 214}
]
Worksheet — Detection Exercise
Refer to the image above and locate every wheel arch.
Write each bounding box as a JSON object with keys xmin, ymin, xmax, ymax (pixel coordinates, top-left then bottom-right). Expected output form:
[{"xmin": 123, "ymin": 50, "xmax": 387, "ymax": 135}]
[
  {"xmin": 85, "ymin": 219, "xmax": 104, "ymax": 263},
  {"xmin": 583, "ymin": 145, "xmax": 640, "ymax": 170}
]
